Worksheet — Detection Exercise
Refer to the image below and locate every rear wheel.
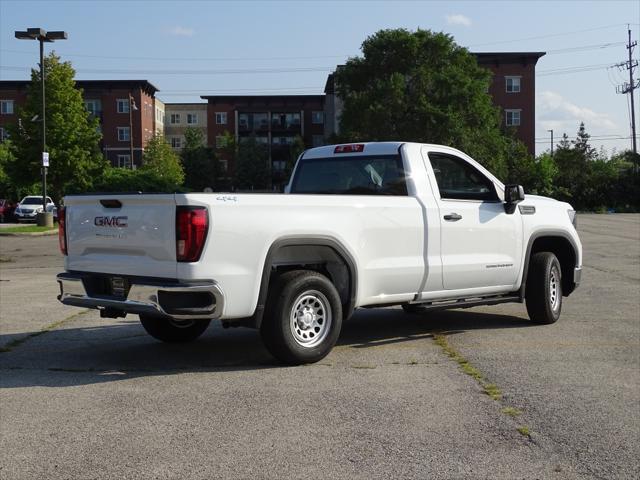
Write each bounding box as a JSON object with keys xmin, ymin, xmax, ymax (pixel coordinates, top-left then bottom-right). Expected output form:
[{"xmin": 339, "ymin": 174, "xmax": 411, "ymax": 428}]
[
  {"xmin": 139, "ymin": 315, "xmax": 211, "ymax": 343},
  {"xmin": 525, "ymin": 252, "xmax": 562, "ymax": 324},
  {"xmin": 261, "ymin": 270, "xmax": 342, "ymax": 365}
]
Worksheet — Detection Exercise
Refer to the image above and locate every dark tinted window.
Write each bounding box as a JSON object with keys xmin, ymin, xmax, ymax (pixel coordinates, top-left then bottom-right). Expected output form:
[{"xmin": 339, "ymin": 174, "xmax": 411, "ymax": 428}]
[
  {"xmin": 291, "ymin": 155, "xmax": 408, "ymax": 196},
  {"xmin": 429, "ymin": 153, "xmax": 498, "ymax": 201}
]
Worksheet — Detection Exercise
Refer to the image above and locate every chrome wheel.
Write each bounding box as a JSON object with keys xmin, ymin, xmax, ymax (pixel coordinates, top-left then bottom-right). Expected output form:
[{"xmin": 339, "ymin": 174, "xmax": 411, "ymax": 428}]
[
  {"xmin": 289, "ymin": 290, "xmax": 332, "ymax": 348},
  {"xmin": 549, "ymin": 266, "xmax": 560, "ymax": 312}
]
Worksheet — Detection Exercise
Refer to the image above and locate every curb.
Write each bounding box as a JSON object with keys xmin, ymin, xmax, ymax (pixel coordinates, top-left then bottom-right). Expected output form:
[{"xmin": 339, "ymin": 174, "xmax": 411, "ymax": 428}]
[{"xmin": 0, "ymin": 229, "xmax": 58, "ymax": 237}]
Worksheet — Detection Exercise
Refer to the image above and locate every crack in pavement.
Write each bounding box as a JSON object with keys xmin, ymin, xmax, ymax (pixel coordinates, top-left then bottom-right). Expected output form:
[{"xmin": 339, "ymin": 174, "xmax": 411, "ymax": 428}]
[{"xmin": 0, "ymin": 310, "xmax": 91, "ymax": 353}]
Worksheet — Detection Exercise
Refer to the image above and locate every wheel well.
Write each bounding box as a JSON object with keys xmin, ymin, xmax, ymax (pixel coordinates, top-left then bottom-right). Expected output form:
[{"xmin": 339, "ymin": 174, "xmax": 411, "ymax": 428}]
[
  {"xmin": 530, "ymin": 236, "xmax": 577, "ymax": 295},
  {"xmin": 269, "ymin": 244, "xmax": 352, "ymax": 311}
]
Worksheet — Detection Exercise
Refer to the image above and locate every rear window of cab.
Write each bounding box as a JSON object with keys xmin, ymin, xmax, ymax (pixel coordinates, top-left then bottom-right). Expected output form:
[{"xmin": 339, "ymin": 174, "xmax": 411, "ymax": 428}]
[{"xmin": 290, "ymin": 155, "xmax": 408, "ymax": 196}]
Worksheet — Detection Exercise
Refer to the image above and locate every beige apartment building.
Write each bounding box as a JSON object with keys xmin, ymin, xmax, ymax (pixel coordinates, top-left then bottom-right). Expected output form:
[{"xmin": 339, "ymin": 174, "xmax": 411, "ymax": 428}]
[
  {"xmin": 155, "ymin": 98, "xmax": 165, "ymax": 136},
  {"xmin": 164, "ymin": 103, "xmax": 208, "ymax": 150}
]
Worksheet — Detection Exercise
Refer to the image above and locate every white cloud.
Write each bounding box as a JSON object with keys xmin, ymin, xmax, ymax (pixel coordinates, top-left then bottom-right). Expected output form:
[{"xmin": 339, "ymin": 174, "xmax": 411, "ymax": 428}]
[
  {"xmin": 166, "ymin": 26, "xmax": 195, "ymax": 37},
  {"xmin": 537, "ymin": 90, "xmax": 617, "ymax": 132},
  {"xmin": 445, "ymin": 14, "xmax": 472, "ymax": 27}
]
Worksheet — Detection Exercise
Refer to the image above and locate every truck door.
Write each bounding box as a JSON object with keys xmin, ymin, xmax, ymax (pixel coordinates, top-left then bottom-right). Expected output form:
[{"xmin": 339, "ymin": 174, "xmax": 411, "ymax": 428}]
[{"xmin": 423, "ymin": 150, "xmax": 523, "ymax": 290}]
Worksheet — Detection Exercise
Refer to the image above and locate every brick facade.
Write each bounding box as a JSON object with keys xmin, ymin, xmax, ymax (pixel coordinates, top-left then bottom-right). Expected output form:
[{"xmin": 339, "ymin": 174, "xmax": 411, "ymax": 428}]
[
  {"xmin": 0, "ymin": 79, "xmax": 159, "ymax": 168},
  {"xmin": 203, "ymin": 95, "xmax": 325, "ymax": 188}
]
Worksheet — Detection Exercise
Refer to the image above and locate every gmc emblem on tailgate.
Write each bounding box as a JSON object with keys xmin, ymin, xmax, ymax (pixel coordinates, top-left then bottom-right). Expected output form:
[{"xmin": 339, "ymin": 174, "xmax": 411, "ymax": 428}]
[{"xmin": 94, "ymin": 216, "xmax": 128, "ymax": 227}]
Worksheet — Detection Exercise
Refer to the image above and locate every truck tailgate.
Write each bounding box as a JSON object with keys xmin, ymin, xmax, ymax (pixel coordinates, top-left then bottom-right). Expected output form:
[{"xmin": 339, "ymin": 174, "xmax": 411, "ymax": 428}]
[{"xmin": 64, "ymin": 194, "xmax": 178, "ymax": 278}]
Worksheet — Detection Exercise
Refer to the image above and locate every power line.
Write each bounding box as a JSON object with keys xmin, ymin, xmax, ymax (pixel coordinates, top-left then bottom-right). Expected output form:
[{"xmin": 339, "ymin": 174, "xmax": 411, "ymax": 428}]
[
  {"xmin": 467, "ymin": 23, "xmax": 627, "ymax": 48},
  {"xmin": 0, "ymin": 65, "xmax": 334, "ymax": 75},
  {"xmin": 545, "ymin": 42, "xmax": 625, "ymax": 55},
  {"xmin": 611, "ymin": 26, "xmax": 639, "ymax": 160},
  {"xmin": 1, "ymin": 61, "xmax": 615, "ymax": 78},
  {"xmin": 0, "ymin": 48, "xmax": 352, "ymax": 62},
  {"xmin": 0, "ymin": 41, "xmax": 623, "ymax": 63}
]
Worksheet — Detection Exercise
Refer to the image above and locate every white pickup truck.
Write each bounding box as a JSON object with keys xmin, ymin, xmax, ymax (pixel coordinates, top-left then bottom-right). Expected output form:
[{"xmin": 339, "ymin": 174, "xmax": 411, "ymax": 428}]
[{"xmin": 57, "ymin": 142, "xmax": 582, "ymax": 364}]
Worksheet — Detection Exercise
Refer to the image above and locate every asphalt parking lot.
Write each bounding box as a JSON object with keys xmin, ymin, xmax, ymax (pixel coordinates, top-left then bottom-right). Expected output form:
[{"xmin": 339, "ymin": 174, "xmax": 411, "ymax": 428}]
[{"xmin": 1, "ymin": 214, "xmax": 638, "ymax": 479}]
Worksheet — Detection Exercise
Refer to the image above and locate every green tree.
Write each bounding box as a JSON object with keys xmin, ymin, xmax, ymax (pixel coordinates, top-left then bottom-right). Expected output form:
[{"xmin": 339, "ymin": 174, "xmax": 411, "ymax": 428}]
[
  {"xmin": 335, "ymin": 28, "xmax": 515, "ymax": 177},
  {"xmin": 140, "ymin": 134, "xmax": 185, "ymax": 186},
  {"xmin": 554, "ymin": 124, "xmax": 595, "ymax": 208},
  {"xmin": 6, "ymin": 52, "xmax": 106, "ymax": 200},
  {"xmin": 92, "ymin": 167, "xmax": 182, "ymax": 193},
  {"xmin": 287, "ymin": 135, "xmax": 305, "ymax": 178},
  {"xmin": 531, "ymin": 152, "xmax": 559, "ymax": 198},
  {"xmin": 235, "ymin": 136, "xmax": 270, "ymax": 190},
  {"xmin": 181, "ymin": 127, "xmax": 218, "ymax": 191}
]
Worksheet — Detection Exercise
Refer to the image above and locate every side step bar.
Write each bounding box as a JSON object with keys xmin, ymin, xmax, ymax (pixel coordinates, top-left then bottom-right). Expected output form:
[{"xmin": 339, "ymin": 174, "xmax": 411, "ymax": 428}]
[{"xmin": 408, "ymin": 295, "xmax": 521, "ymax": 312}]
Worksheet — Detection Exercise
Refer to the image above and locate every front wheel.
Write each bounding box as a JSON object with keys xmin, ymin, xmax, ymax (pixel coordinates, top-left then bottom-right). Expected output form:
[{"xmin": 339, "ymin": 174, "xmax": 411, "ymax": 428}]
[
  {"xmin": 139, "ymin": 315, "xmax": 211, "ymax": 343},
  {"xmin": 525, "ymin": 252, "xmax": 562, "ymax": 324},
  {"xmin": 261, "ymin": 270, "xmax": 343, "ymax": 365}
]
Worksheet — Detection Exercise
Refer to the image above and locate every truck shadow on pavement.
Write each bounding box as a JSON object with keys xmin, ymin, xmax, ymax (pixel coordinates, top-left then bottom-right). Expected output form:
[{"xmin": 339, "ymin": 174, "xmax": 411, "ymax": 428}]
[{"xmin": 0, "ymin": 307, "xmax": 535, "ymax": 388}]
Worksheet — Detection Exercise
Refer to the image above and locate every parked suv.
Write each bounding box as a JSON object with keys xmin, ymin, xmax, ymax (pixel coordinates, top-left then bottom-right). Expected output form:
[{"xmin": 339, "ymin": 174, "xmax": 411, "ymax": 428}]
[{"xmin": 15, "ymin": 196, "xmax": 55, "ymax": 222}]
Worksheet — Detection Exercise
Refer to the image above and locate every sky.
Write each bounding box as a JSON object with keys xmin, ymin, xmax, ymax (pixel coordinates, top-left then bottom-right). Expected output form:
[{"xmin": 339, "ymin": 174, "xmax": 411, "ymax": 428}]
[{"xmin": 0, "ymin": 0, "xmax": 638, "ymax": 156}]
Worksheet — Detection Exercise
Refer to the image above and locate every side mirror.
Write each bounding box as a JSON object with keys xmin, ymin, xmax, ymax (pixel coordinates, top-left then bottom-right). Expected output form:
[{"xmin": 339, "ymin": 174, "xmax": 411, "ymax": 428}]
[{"xmin": 504, "ymin": 184, "xmax": 525, "ymax": 214}]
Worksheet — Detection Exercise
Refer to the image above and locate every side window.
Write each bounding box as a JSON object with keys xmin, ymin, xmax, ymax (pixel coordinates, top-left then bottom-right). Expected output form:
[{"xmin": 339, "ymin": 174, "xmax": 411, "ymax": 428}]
[{"xmin": 429, "ymin": 153, "xmax": 498, "ymax": 201}]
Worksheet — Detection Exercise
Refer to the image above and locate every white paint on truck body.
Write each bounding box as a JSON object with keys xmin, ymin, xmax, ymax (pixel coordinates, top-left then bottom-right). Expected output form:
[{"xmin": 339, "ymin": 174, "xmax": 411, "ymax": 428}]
[{"xmin": 62, "ymin": 142, "xmax": 582, "ymax": 320}]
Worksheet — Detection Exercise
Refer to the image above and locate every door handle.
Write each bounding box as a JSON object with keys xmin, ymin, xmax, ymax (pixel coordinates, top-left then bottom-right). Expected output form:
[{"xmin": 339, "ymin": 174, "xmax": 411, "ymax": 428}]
[{"xmin": 443, "ymin": 213, "xmax": 462, "ymax": 221}]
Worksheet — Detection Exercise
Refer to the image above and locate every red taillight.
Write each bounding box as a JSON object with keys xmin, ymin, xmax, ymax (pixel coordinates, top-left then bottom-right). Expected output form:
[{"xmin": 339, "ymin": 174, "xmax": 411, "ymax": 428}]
[
  {"xmin": 334, "ymin": 144, "xmax": 365, "ymax": 154},
  {"xmin": 176, "ymin": 206, "xmax": 208, "ymax": 262},
  {"xmin": 58, "ymin": 206, "xmax": 67, "ymax": 256}
]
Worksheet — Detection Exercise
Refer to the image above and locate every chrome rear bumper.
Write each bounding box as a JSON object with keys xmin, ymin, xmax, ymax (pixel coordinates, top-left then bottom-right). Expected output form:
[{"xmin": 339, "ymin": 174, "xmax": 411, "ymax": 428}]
[{"xmin": 57, "ymin": 273, "xmax": 224, "ymax": 320}]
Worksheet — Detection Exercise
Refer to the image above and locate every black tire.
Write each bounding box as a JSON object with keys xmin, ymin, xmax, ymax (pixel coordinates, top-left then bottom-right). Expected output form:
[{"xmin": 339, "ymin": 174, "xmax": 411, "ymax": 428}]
[
  {"xmin": 261, "ymin": 270, "xmax": 343, "ymax": 365},
  {"xmin": 402, "ymin": 304, "xmax": 428, "ymax": 314},
  {"xmin": 525, "ymin": 252, "xmax": 562, "ymax": 324},
  {"xmin": 139, "ymin": 315, "xmax": 211, "ymax": 343}
]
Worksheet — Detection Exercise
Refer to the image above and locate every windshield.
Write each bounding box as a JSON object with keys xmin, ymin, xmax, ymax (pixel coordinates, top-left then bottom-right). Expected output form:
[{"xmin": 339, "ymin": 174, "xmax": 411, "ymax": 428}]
[
  {"xmin": 291, "ymin": 155, "xmax": 408, "ymax": 196},
  {"xmin": 21, "ymin": 197, "xmax": 43, "ymax": 205}
]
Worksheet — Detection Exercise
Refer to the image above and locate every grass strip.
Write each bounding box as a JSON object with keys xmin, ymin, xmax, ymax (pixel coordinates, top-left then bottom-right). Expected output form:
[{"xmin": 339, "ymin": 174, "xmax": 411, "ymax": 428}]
[
  {"xmin": 0, "ymin": 310, "xmax": 89, "ymax": 353},
  {"xmin": 0, "ymin": 225, "xmax": 57, "ymax": 233},
  {"xmin": 434, "ymin": 333, "xmax": 535, "ymax": 438}
]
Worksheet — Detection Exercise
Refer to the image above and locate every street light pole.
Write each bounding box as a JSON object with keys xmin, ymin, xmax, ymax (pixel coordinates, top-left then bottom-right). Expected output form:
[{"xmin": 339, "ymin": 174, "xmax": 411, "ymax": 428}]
[
  {"xmin": 128, "ymin": 93, "xmax": 137, "ymax": 169},
  {"xmin": 547, "ymin": 129, "xmax": 554, "ymax": 158},
  {"xmin": 14, "ymin": 28, "xmax": 67, "ymax": 224},
  {"xmin": 39, "ymin": 36, "xmax": 46, "ymax": 211}
]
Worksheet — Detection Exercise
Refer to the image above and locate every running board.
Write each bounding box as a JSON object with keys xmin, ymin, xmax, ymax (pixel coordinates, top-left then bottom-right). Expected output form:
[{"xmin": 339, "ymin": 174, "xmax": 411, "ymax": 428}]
[{"xmin": 410, "ymin": 295, "xmax": 521, "ymax": 312}]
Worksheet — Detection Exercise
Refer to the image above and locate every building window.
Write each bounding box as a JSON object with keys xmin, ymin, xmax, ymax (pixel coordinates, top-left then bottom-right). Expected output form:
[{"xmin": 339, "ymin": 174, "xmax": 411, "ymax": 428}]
[
  {"xmin": 312, "ymin": 111, "xmax": 324, "ymax": 124},
  {"xmin": 84, "ymin": 99, "xmax": 102, "ymax": 116},
  {"xmin": 273, "ymin": 136, "xmax": 296, "ymax": 145},
  {"xmin": 187, "ymin": 113, "xmax": 198, "ymax": 125},
  {"xmin": 116, "ymin": 99, "xmax": 130, "ymax": 114},
  {"xmin": 170, "ymin": 113, "xmax": 181, "ymax": 124},
  {"xmin": 215, "ymin": 112, "xmax": 227, "ymax": 124},
  {"xmin": 505, "ymin": 76, "xmax": 521, "ymax": 93},
  {"xmin": 272, "ymin": 113, "xmax": 301, "ymax": 129},
  {"xmin": 505, "ymin": 110, "xmax": 521, "ymax": 127},
  {"xmin": 117, "ymin": 127, "xmax": 130, "ymax": 142},
  {"xmin": 218, "ymin": 159, "xmax": 228, "ymax": 172},
  {"xmin": 117, "ymin": 154, "xmax": 132, "ymax": 169},
  {"xmin": 0, "ymin": 127, "xmax": 8, "ymax": 142},
  {"xmin": 171, "ymin": 137, "xmax": 181, "ymax": 148},
  {"xmin": 0, "ymin": 100, "xmax": 14, "ymax": 115},
  {"xmin": 216, "ymin": 136, "xmax": 228, "ymax": 149},
  {"xmin": 273, "ymin": 160, "xmax": 286, "ymax": 172},
  {"xmin": 155, "ymin": 108, "xmax": 164, "ymax": 123}
]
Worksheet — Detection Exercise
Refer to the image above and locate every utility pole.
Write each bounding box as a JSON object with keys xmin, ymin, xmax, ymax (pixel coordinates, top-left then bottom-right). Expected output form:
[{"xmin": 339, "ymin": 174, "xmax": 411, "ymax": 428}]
[
  {"xmin": 547, "ymin": 129, "xmax": 554, "ymax": 158},
  {"xmin": 614, "ymin": 26, "xmax": 639, "ymax": 171}
]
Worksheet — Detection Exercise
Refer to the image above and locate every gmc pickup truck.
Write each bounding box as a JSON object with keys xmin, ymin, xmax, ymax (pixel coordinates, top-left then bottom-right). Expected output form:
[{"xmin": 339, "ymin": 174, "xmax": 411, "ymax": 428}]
[{"xmin": 57, "ymin": 142, "xmax": 582, "ymax": 364}]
